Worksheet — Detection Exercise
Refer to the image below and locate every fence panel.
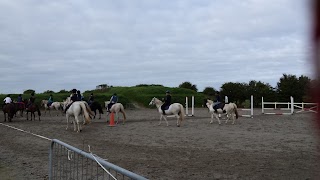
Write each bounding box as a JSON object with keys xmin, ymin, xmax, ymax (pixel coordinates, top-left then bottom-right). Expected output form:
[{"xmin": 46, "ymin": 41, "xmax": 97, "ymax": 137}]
[{"xmin": 49, "ymin": 139, "xmax": 148, "ymax": 180}]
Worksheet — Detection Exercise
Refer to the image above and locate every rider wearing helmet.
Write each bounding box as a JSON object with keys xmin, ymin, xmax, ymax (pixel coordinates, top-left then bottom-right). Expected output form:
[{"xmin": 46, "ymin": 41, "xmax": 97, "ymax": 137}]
[
  {"xmin": 161, "ymin": 90, "xmax": 171, "ymax": 115},
  {"xmin": 64, "ymin": 89, "xmax": 78, "ymax": 113},
  {"xmin": 107, "ymin": 93, "xmax": 118, "ymax": 112},
  {"xmin": 88, "ymin": 93, "xmax": 94, "ymax": 105},
  {"xmin": 26, "ymin": 92, "xmax": 35, "ymax": 110}
]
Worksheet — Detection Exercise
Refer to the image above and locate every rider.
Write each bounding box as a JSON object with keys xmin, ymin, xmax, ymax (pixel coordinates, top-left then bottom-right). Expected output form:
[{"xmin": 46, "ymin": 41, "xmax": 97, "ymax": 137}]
[
  {"xmin": 64, "ymin": 89, "xmax": 78, "ymax": 113},
  {"xmin": 47, "ymin": 94, "xmax": 53, "ymax": 107},
  {"xmin": 3, "ymin": 94, "xmax": 12, "ymax": 108},
  {"xmin": 17, "ymin": 94, "xmax": 23, "ymax": 102},
  {"xmin": 26, "ymin": 92, "xmax": 36, "ymax": 110},
  {"xmin": 88, "ymin": 93, "xmax": 94, "ymax": 105},
  {"xmin": 213, "ymin": 91, "xmax": 224, "ymax": 113},
  {"xmin": 107, "ymin": 93, "xmax": 118, "ymax": 112},
  {"xmin": 161, "ymin": 90, "xmax": 171, "ymax": 115},
  {"xmin": 77, "ymin": 90, "xmax": 83, "ymax": 101}
]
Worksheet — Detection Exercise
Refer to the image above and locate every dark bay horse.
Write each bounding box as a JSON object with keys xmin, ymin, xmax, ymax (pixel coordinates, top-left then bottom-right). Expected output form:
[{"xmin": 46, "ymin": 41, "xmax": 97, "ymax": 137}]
[
  {"xmin": 24, "ymin": 100, "xmax": 41, "ymax": 121},
  {"xmin": 89, "ymin": 101, "xmax": 103, "ymax": 119},
  {"xmin": 2, "ymin": 103, "xmax": 16, "ymax": 122},
  {"xmin": 14, "ymin": 102, "xmax": 25, "ymax": 117}
]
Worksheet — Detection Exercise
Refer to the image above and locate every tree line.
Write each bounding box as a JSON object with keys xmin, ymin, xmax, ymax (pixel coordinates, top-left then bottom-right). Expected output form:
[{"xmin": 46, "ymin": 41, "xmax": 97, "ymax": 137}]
[{"xmin": 179, "ymin": 74, "xmax": 312, "ymax": 107}]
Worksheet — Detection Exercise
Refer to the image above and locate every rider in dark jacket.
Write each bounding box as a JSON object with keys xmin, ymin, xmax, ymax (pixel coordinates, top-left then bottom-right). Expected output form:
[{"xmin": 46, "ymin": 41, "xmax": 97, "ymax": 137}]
[{"xmin": 161, "ymin": 90, "xmax": 171, "ymax": 115}]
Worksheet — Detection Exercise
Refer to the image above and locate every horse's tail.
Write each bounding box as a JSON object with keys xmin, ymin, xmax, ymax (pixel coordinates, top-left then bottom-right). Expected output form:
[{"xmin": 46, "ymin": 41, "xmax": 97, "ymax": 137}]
[
  {"xmin": 84, "ymin": 102, "xmax": 95, "ymax": 117},
  {"xmin": 179, "ymin": 104, "xmax": 185, "ymax": 121},
  {"xmin": 120, "ymin": 104, "xmax": 127, "ymax": 121},
  {"xmin": 80, "ymin": 102, "xmax": 91, "ymax": 124},
  {"xmin": 233, "ymin": 103, "xmax": 239, "ymax": 119}
]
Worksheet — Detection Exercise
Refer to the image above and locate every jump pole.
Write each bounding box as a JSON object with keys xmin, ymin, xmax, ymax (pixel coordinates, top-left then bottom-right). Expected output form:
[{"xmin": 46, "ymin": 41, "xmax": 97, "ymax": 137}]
[{"xmin": 262, "ymin": 96, "xmax": 294, "ymax": 115}]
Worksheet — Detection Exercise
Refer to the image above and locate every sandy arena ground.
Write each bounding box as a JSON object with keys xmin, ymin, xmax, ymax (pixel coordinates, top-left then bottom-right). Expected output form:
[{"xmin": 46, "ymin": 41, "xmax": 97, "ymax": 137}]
[{"xmin": 0, "ymin": 108, "xmax": 320, "ymax": 180}]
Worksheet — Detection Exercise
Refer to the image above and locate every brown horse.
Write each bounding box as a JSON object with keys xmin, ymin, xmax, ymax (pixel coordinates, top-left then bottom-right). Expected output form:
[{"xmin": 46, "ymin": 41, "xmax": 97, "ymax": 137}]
[
  {"xmin": 2, "ymin": 103, "xmax": 16, "ymax": 122},
  {"xmin": 24, "ymin": 100, "xmax": 41, "ymax": 121},
  {"xmin": 14, "ymin": 102, "xmax": 25, "ymax": 117}
]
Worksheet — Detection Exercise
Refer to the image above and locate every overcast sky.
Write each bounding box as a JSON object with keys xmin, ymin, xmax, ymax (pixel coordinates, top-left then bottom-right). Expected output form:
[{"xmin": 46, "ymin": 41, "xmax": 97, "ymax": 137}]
[{"xmin": 0, "ymin": 0, "xmax": 312, "ymax": 94}]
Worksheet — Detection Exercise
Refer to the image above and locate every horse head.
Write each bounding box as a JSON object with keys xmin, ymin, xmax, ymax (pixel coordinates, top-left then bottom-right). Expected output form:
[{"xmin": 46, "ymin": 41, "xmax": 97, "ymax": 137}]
[
  {"xmin": 41, "ymin": 100, "xmax": 47, "ymax": 107},
  {"xmin": 149, "ymin": 97, "xmax": 156, "ymax": 106}
]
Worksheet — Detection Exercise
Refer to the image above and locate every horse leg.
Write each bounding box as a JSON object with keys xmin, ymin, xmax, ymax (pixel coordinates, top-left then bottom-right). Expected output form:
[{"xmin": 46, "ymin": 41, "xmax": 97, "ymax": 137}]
[
  {"xmin": 225, "ymin": 113, "xmax": 231, "ymax": 124},
  {"xmin": 175, "ymin": 114, "xmax": 180, "ymax": 127},
  {"xmin": 158, "ymin": 115, "xmax": 163, "ymax": 125},
  {"xmin": 116, "ymin": 112, "xmax": 120, "ymax": 124},
  {"xmin": 232, "ymin": 112, "xmax": 236, "ymax": 124},
  {"xmin": 75, "ymin": 116, "xmax": 81, "ymax": 132},
  {"xmin": 26, "ymin": 112, "xmax": 29, "ymax": 121},
  {"xmin": 4, "ymin": 112, "xmax": 6, "ymax": 122},
  {"xmin": 66, "ymin": 114, "xmax": 70, "ymax": 130},
  {"xmin": 214, "ymin": 113, "xmax": 221, "ymax": 125},
  {"xmin": 163, "ymin": 115, "xmax": 169, "ymax": 126}
]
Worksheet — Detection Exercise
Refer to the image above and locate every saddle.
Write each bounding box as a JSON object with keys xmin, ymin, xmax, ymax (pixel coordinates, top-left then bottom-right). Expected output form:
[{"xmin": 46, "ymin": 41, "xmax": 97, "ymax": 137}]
[
  {"xmin": 163, "ymin": 105, "xmax": 170, "ymax": 110},
  {"xmin": 47, "ymin": 102, "xmax": 53, "ymax": 107},
  {"xmin": 213, "ymin": 102, "xmax": 226, "ymax": 113}
]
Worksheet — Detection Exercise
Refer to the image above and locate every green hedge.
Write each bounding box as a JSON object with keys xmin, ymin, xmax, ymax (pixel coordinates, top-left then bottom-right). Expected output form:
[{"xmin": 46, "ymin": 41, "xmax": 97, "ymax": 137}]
[{"xmin": 0, "ymin": 86, "xmax": 206, "ymax": 109}]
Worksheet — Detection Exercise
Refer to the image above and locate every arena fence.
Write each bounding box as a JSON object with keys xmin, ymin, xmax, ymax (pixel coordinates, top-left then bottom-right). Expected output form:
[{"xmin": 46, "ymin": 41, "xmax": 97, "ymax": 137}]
[{"xmin": 49, "ymin": 139, "xmax": 148, "ymax": 180}]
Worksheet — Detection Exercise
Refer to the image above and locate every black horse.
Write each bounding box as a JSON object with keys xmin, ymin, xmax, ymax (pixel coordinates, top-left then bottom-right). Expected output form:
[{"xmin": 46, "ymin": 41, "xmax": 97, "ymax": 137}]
[
  {"xmin": 2, "ymin": 103, "xmax": 16, "ymax": 122},
  {"xmin": 89, "ymin": 101, "xmax": 103, "ymax": 119}
]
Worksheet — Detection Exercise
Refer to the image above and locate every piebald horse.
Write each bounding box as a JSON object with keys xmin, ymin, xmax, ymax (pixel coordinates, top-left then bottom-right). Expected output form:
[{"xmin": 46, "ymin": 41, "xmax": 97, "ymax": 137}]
[
  {"xmin": 149, "ymin": 97, "xmax": 185, "ymax": 127},
  {"xmin": 63, "ymin": 98, "xmax": 94, "ymax": 132},
  {"xmin": 105, "ymin": 101, "xmax": 127, "ymax": 124},
  {"xmin": 205, "ymin": 99, "xmax": 239, "ymax": 125}
]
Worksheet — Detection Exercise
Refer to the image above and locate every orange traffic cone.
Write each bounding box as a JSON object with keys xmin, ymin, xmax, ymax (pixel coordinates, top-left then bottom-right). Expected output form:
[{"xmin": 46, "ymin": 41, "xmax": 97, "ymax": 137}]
[{"xmin": 108, "ymin": 112, "xmax": 116, "ymax": 127}]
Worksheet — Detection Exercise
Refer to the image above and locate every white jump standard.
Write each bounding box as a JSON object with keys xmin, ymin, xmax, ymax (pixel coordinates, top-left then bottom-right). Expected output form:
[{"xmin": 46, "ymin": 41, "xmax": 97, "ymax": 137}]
[
  {"xmin": 185, "ymin": 96, "xmax": 194, "ymax": 117},
  {"xmin": 239, "ymin": 95, "xmax": 254, "ymax": 118}
]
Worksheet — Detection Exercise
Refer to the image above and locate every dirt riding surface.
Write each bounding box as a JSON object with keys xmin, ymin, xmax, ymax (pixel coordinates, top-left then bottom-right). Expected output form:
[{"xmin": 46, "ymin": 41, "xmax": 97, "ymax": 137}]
[{"xmin": 0, "ymin": 108, "xmax": 319, "ymax": 179}]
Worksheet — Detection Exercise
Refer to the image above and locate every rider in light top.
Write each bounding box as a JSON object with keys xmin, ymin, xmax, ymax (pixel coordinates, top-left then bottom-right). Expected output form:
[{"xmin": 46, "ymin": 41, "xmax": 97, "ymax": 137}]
[{"xmin": 3, "ymin": 94, "xmax": 12, "ymax": 104}]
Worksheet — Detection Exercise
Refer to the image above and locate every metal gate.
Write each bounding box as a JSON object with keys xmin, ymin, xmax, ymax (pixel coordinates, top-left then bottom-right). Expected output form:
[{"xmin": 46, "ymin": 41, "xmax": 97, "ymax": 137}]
[{"xmin": 49, "ymin": 139, "xmax": 148, "ymax": 180}]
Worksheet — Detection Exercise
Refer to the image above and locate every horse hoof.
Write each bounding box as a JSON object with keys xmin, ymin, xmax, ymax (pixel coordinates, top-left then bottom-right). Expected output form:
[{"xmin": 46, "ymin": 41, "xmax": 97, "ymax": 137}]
[{"xmin": 177, "ymin": 124, "xmax": 180, "ymax": 127}]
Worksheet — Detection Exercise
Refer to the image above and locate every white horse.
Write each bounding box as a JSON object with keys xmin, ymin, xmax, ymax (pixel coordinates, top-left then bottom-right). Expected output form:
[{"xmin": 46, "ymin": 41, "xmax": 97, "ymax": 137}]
[
  {"xmin": 104, "ymin": 101, "xmax": 127, "ymax": 124},
  {"xmin": 149, "ymin": 97, "xmax": 185, "ymax": 127},
  {"xmin": 205, "ymin": 99, "xmax": 239, "ymax": 125},
  {"xmin": 41, "ymin": 100, "xmax": 63, "ymax": 116},
  {"xmin": 63, "ymin": 100, "xmax": 94, "ymax": 133}
]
